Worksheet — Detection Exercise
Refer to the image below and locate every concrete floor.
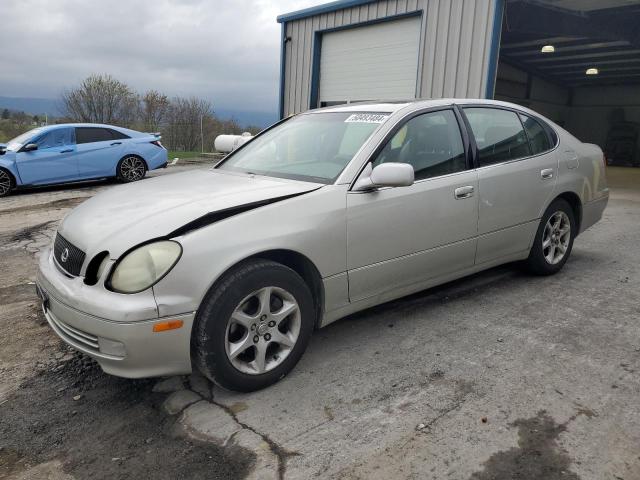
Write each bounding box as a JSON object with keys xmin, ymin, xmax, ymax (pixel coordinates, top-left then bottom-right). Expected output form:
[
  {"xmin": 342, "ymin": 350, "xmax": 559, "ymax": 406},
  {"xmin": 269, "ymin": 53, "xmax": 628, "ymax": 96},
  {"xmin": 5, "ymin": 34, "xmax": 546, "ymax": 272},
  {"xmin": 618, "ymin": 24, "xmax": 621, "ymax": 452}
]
[{"xmin": 1, "ymin": 165, "xmax": 639, "ymax": 480}]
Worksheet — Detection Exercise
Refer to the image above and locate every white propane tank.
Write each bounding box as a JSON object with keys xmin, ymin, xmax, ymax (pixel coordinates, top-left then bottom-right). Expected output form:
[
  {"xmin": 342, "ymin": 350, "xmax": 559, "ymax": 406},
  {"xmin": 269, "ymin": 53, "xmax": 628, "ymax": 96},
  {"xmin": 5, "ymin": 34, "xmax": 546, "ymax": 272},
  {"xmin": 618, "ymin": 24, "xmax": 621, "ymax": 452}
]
[{"xmin": 214, "ymin": 132, "xmax": 254, "ymax": 153}]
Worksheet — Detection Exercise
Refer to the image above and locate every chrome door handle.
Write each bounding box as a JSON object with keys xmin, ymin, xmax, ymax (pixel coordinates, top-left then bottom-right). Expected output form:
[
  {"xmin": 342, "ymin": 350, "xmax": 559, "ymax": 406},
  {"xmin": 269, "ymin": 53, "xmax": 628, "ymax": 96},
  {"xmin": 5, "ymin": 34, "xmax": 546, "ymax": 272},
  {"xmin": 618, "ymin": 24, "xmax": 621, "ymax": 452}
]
[
  {"xmin": 541, "ymin": 169, "xmax": 554, "ymax": 179},
  {"xmin": 454, "ymin": 186, "xmax": 474, "ymax": 199},
  {"xmin": 60, "ymin": 149, "xmax": 73, "ymax": 153}
]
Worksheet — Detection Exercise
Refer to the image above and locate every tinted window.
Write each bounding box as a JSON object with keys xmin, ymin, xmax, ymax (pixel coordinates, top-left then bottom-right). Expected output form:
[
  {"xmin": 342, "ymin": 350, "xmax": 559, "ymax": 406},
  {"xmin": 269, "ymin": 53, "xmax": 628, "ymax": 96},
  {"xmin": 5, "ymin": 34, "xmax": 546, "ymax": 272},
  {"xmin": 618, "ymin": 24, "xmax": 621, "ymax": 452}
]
[
  {"xmin": 76, "ymin": 127, "xmax": 113, "ymax": 144},
  {"xmin": 464, "ymin": 108, "xmax": 531, "ymax": 166},
  {"xmin": 373, "ymin": 109, "xmax": 466, "ymax": 180},
  {"xmin": 109, "ymin": 128, "xmax": 130, "ymax": 140},
  {"xmin": 520, "ymin": 114, "xmax": 551, "ymax": 155},
  {"xmin": 35, "ymin": 128, "xmax": 73, "ymax": 149}
]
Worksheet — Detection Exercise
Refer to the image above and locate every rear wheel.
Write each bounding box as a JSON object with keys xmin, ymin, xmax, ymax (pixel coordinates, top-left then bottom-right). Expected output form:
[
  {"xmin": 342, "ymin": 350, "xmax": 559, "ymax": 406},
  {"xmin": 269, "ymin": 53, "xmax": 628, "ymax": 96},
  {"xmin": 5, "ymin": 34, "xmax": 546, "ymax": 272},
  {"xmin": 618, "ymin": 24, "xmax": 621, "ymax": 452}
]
[
  {"xmin": 525, "ymin": 198, "xmax": 575, "ymax": 275},
  {"xmin": 193, "ymin": 260, "xmax": 315, "ymax": 392},
  {"xmin": 117, "ymin": 156, "xmax": 146, "ymax": 183},
  {"xmin": 0, "ymin": 169, "xmax": 14, "ymax": 197}
]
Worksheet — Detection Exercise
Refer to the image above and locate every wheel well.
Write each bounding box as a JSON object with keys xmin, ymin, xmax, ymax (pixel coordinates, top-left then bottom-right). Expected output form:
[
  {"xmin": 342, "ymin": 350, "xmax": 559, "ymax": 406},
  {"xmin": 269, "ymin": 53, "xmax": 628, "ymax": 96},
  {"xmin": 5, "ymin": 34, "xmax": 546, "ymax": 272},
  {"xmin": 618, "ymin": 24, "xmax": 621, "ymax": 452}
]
[
  {"xmin": 248, "ymin": 249, "xmax": 325, "ymax": 329},
  {"xmin": 556, "ymin": 192, "xmax": 582, "ymax": 233}
]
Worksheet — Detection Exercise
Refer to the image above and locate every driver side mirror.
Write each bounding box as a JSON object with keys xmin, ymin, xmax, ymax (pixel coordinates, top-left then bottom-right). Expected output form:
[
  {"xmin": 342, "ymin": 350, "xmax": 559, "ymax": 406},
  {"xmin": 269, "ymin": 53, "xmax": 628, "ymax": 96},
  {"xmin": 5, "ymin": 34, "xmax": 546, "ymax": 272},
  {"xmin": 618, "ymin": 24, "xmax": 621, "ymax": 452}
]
[
  {"xmin": 353, "ymin": 162, "xmax": 414, "ymax": 191},
  {"xmin": 22, "ymin": 143, "xmax": 38, "ymax": 152}
]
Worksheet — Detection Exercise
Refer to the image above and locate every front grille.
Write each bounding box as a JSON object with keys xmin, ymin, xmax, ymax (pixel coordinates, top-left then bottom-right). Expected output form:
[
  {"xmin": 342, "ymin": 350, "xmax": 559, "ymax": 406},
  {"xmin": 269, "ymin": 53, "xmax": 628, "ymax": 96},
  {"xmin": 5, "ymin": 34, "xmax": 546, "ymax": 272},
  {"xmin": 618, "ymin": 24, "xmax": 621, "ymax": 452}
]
[
  {"xmin": 53, "ymin": 234, "xmax": 86, "ymax": 276},
  {"xmin": 49, "ymin": 313, "xmax": 100, "ymax": 352}
]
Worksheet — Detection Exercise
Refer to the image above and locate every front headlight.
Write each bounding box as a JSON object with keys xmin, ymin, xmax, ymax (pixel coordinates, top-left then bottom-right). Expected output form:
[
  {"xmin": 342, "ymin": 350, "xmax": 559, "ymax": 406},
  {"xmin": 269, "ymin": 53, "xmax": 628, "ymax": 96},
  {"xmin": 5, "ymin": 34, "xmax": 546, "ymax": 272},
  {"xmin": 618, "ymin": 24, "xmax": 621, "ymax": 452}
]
[{"xmin": 109, "ymin": 241, "xmax": 182, "ymax": 293}]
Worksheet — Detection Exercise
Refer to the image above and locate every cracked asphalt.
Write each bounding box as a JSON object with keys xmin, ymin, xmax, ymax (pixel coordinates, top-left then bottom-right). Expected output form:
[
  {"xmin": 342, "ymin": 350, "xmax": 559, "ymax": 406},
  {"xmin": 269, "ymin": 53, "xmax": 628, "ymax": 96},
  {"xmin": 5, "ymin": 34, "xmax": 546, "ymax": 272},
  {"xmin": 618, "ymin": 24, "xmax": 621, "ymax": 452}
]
[{"xmin": 1, "ymin": 165, "xmax": 639, "ymax": 480}]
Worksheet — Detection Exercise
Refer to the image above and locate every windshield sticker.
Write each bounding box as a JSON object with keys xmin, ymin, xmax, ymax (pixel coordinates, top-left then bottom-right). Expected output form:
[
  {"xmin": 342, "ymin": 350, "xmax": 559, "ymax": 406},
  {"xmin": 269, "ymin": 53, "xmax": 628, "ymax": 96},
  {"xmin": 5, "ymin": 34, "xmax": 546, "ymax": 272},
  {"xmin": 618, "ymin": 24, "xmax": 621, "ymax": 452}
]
[{"xmin": 344, "ymin": 113, "xmax": 389, "ymax": 124}]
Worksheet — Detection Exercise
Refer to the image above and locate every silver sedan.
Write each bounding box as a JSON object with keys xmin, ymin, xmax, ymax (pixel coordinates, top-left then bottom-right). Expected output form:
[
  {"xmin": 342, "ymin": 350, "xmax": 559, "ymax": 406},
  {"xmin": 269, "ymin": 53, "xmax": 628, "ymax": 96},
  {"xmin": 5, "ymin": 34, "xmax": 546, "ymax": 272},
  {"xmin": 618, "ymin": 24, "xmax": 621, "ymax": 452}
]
[{"xmin": 37, "ymin": 99, "xmax": 609, "ymax": 391}]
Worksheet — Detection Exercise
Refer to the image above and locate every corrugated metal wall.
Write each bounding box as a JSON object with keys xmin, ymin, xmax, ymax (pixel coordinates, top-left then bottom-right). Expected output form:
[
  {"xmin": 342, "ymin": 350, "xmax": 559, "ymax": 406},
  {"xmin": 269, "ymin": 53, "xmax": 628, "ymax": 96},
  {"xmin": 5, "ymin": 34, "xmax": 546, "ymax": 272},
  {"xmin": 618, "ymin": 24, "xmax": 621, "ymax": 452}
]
[{"xmin": 281, "ymin": 0, "xmax": 499, "ymax": 117}]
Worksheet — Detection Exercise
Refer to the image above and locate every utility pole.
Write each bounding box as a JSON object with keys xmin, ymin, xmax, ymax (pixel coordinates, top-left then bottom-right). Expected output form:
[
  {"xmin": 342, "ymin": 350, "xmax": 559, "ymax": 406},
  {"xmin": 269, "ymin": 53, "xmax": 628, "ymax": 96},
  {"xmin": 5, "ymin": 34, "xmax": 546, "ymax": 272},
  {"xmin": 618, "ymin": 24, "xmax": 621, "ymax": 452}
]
[{"xmin": 200, "ymin": 115, "xmax": 204, "ymax": 153}]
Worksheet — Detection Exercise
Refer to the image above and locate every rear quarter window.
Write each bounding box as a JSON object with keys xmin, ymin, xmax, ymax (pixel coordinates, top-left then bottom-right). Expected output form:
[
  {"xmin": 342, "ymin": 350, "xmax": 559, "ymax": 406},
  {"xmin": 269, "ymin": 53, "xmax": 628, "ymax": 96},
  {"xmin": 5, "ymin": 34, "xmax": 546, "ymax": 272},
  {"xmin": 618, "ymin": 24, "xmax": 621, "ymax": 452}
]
[{"xmin": 519, "ymin": 114, "xmax": 552, "ymax": 155}]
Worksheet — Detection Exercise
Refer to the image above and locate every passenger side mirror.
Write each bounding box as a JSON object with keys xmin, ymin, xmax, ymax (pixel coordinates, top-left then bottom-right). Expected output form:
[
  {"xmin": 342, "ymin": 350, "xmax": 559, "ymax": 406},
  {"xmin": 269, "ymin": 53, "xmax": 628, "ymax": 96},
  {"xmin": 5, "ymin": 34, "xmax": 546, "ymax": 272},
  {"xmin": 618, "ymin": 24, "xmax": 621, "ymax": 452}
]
[
  {"xmin": 353, "ymin": 163, "xmax": 414, "ymax": 191},
  {"xmin": 22, "ymin": 143, "xmax": 38, "ymax": 152}
]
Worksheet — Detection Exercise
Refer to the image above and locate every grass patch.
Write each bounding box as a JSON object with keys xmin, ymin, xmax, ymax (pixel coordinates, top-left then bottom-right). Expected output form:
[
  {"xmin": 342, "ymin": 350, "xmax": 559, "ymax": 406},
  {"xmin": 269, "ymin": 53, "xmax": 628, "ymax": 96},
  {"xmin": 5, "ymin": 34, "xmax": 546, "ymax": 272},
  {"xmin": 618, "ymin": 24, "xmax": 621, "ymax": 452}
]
[{"xmin": 167, "ymin": 151, "xmax": 205, "ymax": 159}]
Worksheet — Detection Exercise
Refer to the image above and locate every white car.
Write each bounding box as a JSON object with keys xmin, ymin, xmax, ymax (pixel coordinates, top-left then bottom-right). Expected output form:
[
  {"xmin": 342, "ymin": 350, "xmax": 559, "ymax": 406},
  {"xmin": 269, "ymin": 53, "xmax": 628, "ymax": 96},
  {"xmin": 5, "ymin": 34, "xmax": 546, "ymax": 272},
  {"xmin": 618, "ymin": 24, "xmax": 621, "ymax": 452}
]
[{"xmin": 37, "ymin": 99, "xmax": 608, "ymax": 391}]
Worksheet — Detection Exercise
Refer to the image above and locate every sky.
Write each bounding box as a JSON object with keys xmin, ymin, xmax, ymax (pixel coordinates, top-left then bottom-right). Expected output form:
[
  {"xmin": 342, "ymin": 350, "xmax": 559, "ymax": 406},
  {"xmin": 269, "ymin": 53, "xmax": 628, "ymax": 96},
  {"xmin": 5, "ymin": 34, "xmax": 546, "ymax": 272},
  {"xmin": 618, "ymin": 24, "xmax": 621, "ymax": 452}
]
[{"xmin": 0, "ymin": 0, "xmax": 322, "ymax": 114}]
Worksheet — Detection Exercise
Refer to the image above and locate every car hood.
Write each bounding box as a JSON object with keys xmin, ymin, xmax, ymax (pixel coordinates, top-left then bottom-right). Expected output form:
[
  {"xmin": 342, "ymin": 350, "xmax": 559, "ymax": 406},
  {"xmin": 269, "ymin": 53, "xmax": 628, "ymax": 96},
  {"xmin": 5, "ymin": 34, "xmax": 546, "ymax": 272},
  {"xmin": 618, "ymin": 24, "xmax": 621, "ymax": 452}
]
[{"xmin": 58, "ymin": 169, "xmax": 323, "ymax": 259}]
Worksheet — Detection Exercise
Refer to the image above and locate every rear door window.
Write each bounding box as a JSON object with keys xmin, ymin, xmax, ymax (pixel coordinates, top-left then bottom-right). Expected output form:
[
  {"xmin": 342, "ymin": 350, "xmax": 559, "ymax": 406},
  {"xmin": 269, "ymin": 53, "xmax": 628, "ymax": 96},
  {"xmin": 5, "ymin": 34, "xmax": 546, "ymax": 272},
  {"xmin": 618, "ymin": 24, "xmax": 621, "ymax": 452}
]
[
  {"xmin": 519, "ymin": 114, "xmax": 552, "ymax": 155},
  {"xmin": 75, "ymin": 127, "xmax": 114, "ymax": 144},
  {"xmin": 464, "ymin": 107, "xmax": 531, "ymax": 166}
]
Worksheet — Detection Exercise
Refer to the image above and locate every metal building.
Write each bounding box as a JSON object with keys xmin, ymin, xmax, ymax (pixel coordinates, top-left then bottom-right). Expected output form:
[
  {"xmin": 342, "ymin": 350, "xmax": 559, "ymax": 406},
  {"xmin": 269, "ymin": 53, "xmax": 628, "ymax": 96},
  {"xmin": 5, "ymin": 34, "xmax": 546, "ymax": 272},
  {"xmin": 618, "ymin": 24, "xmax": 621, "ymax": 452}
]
[
  {"xmin": 277, "ymin": 0, "xmax": 503, "ymax": 118},
  {"xmin": 277, "ymin": 0, "xmax": 640, "ymax": 167}
]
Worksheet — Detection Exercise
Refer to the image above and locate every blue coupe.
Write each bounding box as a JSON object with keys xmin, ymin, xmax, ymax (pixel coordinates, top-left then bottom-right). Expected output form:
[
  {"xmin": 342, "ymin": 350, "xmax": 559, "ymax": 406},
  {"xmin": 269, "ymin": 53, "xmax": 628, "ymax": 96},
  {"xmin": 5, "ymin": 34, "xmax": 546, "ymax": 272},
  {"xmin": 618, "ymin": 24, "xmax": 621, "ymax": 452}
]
[{"xmin": 0, "ymin": 124, "xmax": 168, "ymax": 197}]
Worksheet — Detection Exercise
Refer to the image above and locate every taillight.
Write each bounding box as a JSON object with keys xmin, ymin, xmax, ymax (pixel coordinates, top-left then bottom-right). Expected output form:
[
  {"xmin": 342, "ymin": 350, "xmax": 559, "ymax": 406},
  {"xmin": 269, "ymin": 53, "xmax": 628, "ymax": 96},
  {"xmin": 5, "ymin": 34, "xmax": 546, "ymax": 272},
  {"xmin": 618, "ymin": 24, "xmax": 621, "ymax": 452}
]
[{"xmin": 151, "ymin": 140, "xmax": 164, "ymax": 148}]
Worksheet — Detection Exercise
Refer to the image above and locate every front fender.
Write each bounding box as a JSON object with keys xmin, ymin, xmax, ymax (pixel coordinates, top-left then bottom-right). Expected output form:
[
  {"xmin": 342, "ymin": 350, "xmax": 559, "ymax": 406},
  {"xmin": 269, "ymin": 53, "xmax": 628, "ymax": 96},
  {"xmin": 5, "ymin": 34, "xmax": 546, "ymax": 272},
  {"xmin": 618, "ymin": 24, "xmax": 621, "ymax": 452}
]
[
  {"xmin": 0, "ymin": 153, "xmax": 22, "ymax": 185},
  {"xmin": 151, "ymin": 185, "xmax": 348, "ymax": 318}
]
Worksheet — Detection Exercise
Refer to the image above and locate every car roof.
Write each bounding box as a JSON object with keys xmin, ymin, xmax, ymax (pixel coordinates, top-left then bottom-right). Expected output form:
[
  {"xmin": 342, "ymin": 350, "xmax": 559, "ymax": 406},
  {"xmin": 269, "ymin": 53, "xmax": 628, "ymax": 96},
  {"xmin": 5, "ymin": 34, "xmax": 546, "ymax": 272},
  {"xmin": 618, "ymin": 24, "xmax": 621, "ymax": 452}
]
[
  {"xmin": 42, "ymin": 123, "xmax": 130, "ymax": 129},
  {"xmin": 304, "ymin": 98, "xmax": 540, "ymax": 115}
]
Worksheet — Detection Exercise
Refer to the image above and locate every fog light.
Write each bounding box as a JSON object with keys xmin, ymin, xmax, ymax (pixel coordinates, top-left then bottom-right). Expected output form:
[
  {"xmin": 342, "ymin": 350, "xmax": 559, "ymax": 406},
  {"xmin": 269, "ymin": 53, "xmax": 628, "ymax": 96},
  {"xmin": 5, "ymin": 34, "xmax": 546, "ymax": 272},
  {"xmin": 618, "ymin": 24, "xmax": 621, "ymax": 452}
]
[{"xmin": 98, "ymin": 337, "xmax": 126, "ymax": 357}]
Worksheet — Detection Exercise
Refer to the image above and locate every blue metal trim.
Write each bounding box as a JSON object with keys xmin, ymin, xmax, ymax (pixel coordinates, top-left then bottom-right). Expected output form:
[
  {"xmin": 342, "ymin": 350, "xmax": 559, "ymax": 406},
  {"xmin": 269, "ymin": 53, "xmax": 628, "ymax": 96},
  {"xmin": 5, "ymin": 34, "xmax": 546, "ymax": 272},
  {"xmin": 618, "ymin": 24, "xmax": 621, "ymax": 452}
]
[
  {"xmin": 485, "ymin": 0, "xmax": 505, "ymax": 99},
  {"xmin": 278, "ymin": 22, "xmax": 286, "ymax": 118},
  {"xmin": 278, "ymin": 0, "xmax": 377, "ymax": 23},
  {"xmin": 307, "ymin": 10, "xmax": 424, "ymax": 109}
]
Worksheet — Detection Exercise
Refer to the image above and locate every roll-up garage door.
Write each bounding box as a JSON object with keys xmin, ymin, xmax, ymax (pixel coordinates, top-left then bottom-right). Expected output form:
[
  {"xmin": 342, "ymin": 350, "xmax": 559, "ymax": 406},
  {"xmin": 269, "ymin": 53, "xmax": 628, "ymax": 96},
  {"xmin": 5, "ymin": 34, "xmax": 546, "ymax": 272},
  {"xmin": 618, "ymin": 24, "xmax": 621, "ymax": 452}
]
[{"xmin": 319, "ymin": 16, "xmax": 421, "ymax": 105}]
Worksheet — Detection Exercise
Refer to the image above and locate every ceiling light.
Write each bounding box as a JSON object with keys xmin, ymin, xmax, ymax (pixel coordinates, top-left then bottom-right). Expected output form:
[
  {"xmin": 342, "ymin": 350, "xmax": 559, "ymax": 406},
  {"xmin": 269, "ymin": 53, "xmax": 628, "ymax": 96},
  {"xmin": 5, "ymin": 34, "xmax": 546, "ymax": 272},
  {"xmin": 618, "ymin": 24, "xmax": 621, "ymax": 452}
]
[
  {"xmin": 541, "ymin": 45, "xmax": 555, "ymax": 53},
  {"xmin": 586, "ymin": 68, "xmax": 599, "ymax": 75}
]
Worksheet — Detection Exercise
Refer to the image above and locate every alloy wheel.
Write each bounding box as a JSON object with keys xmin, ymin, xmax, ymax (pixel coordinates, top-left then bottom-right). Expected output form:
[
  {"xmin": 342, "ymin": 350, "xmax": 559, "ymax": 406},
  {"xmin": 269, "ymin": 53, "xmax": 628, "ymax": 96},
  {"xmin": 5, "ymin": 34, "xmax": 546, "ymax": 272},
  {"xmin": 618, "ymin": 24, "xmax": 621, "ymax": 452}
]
[
  {"xmin": 225, "ymin": 286, "xmax": 301, "ymax": 375},
  {"xmin": 542, "ymin": 211, "xmax": 571, "ymax": 265},
  {"xmin": 120, "ymin": 156, "xmax": 145, "ymax": 182},
  {"xmin": 0, "ymin": 170, "xmax": 11, "ymax": 196}
]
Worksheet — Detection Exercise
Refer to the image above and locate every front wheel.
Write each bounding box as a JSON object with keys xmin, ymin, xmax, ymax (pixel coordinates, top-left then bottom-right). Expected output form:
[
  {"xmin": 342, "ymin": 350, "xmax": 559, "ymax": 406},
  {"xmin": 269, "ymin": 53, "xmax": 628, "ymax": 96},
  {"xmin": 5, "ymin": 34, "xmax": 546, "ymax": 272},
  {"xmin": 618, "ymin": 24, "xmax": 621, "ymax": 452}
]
[
  {"xmin": 0, "ymin": 169, "xmax": 14, "ymax": 197},
  {"xmin": 193, "ymin": 260, "xmax": 315, "ymax": 392},
  {"xmin": 525, "ymin": 198, "xmax": 576, "ymax": 275},
  {"xmin": 117, "ymin": 156, "xmax": 147, "ymax": 183}
]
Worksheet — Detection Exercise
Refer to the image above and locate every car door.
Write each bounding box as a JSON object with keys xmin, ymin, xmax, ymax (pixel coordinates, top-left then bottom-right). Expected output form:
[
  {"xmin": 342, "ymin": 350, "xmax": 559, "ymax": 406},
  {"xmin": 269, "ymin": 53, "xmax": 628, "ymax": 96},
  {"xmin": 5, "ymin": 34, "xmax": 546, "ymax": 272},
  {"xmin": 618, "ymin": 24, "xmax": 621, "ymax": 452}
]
[
  {"xmin": 15, "ymin": 127, "xmax": 77, "ymax": 184},
  {"xmin": 346, "ymin": 108, "xmax": 479, "ymax": 302},
  {"xmin": 75, "ymin": 127, "xmax": 125, "ymax": 178},
  {"xmin": 461, "ymin": 106, "xmax": 559, "ymax": 265}
]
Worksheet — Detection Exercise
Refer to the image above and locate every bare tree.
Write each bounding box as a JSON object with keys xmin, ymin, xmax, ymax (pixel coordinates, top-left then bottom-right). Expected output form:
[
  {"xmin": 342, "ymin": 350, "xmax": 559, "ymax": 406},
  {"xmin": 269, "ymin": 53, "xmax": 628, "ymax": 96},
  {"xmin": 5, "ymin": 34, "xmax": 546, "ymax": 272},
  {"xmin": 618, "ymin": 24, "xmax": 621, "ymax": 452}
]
[
  {"xmin": 164, "ymin": 97, "xmax": 214, "ymax": 151},
  {"xmin": 140, "ymin": 90, "xmax": 169, "ymax": 132},
  {"xmin": 60, "ymin": 74, "xmax": 138, "ymax": 126}
]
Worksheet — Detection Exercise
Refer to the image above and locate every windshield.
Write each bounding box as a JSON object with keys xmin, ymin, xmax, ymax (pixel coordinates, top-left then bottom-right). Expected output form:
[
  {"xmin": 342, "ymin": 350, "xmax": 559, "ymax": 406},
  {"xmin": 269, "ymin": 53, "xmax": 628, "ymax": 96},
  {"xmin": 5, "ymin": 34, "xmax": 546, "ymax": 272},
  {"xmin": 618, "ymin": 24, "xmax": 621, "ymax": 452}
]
[
  {"xmin": 6, "ymin": 128, "xmax": 44, "ymax": 152},
  {"xmin": 216, "ymin": 112, "xmax": 389, "ymax": 183}
]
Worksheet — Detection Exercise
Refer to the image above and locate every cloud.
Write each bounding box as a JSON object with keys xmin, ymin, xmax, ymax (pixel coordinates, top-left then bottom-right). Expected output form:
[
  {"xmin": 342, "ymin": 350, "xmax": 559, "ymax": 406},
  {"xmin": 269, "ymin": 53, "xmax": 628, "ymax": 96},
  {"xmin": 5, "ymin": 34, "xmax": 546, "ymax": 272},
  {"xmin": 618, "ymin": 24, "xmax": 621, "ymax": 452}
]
[{"xmin": 0, "ymin": 0, "xmax": 320, "ymax": 113}]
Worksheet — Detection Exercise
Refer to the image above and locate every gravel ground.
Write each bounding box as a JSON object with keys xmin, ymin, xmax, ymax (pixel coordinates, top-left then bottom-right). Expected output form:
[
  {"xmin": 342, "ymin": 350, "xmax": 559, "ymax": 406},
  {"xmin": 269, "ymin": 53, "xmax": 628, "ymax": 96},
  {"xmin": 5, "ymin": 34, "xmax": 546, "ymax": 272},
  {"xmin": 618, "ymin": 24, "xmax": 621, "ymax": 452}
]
[{"xmin": 0, "ymin": 165, "xmax": 639, "ymax": 480}]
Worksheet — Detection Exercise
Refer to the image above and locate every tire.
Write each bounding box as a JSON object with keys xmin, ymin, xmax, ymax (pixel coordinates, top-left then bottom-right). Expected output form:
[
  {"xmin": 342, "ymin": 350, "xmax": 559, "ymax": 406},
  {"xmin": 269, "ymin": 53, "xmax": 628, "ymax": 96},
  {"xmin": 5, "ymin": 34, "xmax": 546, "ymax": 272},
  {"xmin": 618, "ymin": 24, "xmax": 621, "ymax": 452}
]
[
  {"xmin": 0, "ymin": 168, "xmax": 14, "ymax": 197},
  {"xmin": 525, "ymin": 198, "xmax": 576, "ymax": 276},
  {"xmin": 193, "ymin": 259, "xmax": 315, "ymax": 392},
  {"xmin": 116, "ymin": 155, "xmax": 147, "ymax": 183}
]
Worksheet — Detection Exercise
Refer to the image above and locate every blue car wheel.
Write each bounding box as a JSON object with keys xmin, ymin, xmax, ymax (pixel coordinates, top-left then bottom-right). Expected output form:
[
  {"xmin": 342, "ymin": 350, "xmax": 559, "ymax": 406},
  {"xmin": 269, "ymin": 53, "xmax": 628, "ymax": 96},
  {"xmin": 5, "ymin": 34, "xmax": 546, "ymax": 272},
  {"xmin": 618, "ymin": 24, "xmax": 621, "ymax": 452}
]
[
  {"xmin": 0, "ymin": 169, "xmax": 14, "ymax": 197},
  {"xmin": 117, "ymin": 155, "xmax": 147, "ymax": 183}
]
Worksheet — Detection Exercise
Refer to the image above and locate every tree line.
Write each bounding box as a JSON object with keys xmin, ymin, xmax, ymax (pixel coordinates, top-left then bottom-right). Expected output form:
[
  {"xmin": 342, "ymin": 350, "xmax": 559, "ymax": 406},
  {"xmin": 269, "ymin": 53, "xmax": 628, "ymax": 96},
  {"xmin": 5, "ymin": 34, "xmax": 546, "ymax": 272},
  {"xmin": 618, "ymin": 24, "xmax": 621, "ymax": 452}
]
[
  {"xmin": 59, "ymin": 74, "xmax": 261, "ymax": 151},
  {"xmin": 0, "ymin": 74, "xmax": 262, "ymax": 150}
]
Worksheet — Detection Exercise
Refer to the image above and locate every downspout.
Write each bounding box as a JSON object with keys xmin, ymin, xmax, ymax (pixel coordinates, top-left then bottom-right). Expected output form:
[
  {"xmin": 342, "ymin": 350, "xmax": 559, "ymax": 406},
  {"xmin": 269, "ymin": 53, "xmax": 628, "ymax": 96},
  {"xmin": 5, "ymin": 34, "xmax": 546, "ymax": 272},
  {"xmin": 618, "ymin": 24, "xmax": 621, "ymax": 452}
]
[
  {"xmin": 485, "ymin": 0, "xmax": 505, "ymax": 99},
  {"xmin": 278, "ymin": 22, "xmax": 287, "ymax": 119}
]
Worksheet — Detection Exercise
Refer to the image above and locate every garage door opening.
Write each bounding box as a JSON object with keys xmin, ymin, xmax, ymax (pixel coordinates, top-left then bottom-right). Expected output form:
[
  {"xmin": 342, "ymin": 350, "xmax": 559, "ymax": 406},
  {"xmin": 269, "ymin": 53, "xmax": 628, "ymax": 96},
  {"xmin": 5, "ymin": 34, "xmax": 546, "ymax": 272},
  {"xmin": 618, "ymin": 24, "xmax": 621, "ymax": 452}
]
[
  {"xmin": 318, "ymin": 15, "xmax": 421, "ymax": 107},
  {"xmin": 494, "ymin": 0, "xmax": 640, "ymax": 169}
]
